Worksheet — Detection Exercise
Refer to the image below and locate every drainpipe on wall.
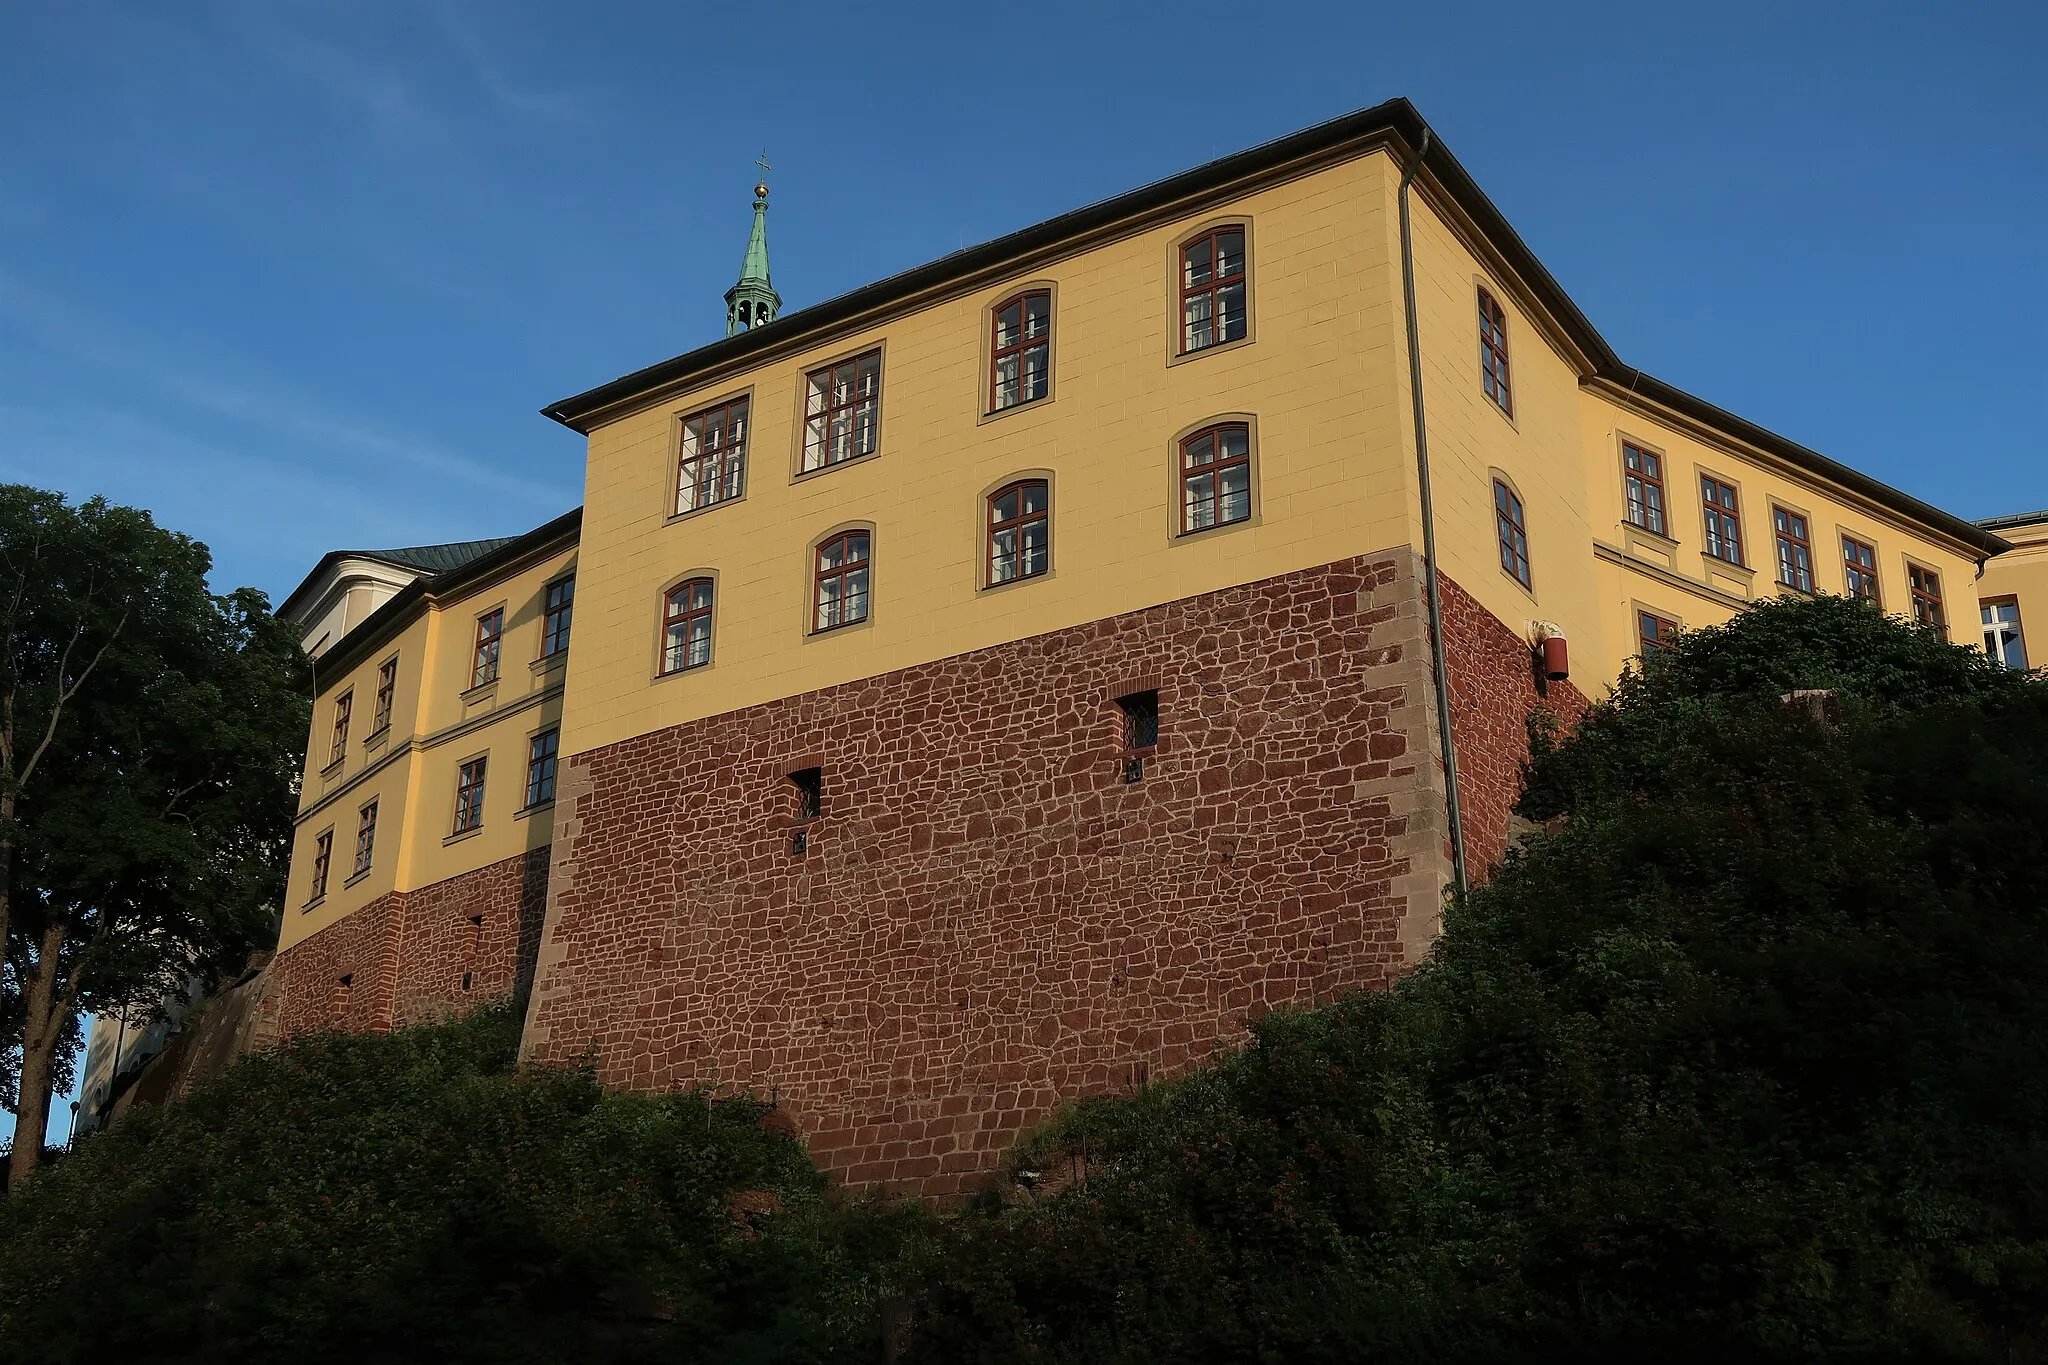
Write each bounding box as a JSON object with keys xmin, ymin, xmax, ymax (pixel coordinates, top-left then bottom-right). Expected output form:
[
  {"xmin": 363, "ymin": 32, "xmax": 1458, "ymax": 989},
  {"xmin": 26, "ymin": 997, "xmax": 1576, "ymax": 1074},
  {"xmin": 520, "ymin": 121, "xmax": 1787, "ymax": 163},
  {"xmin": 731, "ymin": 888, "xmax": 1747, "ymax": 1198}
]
[{"xmin": 1397, "ymin": 126, "xmax": 1469, "ymax": 898}]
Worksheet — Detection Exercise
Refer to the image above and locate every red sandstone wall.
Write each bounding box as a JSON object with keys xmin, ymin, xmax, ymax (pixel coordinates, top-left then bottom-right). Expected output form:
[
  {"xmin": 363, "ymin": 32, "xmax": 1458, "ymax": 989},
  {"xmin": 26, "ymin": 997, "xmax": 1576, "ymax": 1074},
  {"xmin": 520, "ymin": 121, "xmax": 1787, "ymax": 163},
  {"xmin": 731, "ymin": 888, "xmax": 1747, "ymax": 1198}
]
[
  {"xmin": 263, "ymin": 847, "xmax": 550, "ymax": 1043},
  {"xmin": 523, "ymin": 553, "xmax": 1453, "ymax": 1196},
  {"xmin": 1437, "ymin": 574, "xmax": 1589, "ymax": 876}
]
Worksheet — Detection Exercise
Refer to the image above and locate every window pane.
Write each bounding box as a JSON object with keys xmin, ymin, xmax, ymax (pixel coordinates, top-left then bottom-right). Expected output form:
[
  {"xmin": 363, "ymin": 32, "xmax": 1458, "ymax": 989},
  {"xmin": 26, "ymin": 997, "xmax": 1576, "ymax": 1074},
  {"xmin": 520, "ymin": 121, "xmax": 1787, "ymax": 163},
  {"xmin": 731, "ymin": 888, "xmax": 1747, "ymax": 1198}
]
[
  {"xmin": 1216, "ymin": 229, "xmax": 1244, "ymax": 278},
  {"xmin": 1021, "ymin": 518, "xmax": 1048, "ymax": 576},
  {"xmin": 990, "ymin": 526, "xmax": 1019, "ymax": 584},
  {"xmin": 1219, "ymin": 425, "xmax": 1250, "ymax": 462},
  {"xmin": 1219, "ymin": 465, "xmax": 1251, "ymax": 523},
  {"xmin": 1184, "ymin": 471, "xmax": 1215, "ymax": 529},
  {"xmin": 1020, "ymin": 482, "xmax": 1048, "ymax": 516},
  {"xmin": 993, "ymin": 354, "xmax": 1019, "ymax": 409},
  {"xmin": 993, "ymin": 488, "xmax": 1019, "ymax": 522},
  {"xmin": 995, "ymin": 301, "xmax": 1022, "ymax": 347},
  {"xmin": 1021, "ymin": 343, "xmax": 1048, "ymax": 401},
  {"xmin": 1024, "ymin": 294, "xmax": 1050, "ymax": 338},
  {"xmin": 1217, "ymin": 282, "xmax": 1247, "ymax": 343},
  {"xmin": 1184, "ymin": 432, "xmax": 1216, "ymax": 468},
  {"xmin": 843, "ymin": 565, "xmax": 869, "ymax": 621},
  {"xmin": 1183, "ymin": 293, "xmax": 1213, "ymax": 351},
  {"xmin": 1183, "ymin": 237, "xmax": 1213, "ymax": 288}
]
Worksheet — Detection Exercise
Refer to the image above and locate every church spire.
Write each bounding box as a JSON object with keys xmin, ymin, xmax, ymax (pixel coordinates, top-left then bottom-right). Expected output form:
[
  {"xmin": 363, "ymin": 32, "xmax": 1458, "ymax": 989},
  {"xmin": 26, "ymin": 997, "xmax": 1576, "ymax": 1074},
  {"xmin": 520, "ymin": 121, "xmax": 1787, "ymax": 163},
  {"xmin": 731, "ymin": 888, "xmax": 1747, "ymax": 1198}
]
[{"xmin": 725, "ymin": 153, "xmax": 781, "ymax": 336}]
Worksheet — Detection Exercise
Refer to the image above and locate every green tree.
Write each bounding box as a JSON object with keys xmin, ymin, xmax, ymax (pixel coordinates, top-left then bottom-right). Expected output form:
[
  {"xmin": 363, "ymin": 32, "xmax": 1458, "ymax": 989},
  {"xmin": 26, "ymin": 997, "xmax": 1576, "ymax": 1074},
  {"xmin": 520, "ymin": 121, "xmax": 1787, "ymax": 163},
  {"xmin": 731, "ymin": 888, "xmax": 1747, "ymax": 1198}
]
[
  {"xmin": 0, "ymin": 486, "xmax": 308, "ymax": 1187},
  {"xmin": 903, "ymin": 597, "xmax": 2048, "ymax": 1362}
]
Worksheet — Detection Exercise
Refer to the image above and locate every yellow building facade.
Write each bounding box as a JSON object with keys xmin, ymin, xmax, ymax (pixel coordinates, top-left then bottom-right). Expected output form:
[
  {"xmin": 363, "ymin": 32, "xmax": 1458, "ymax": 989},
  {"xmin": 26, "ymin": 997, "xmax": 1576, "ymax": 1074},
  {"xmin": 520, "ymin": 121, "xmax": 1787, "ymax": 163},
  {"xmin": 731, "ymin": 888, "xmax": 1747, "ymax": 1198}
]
[
  {"xmin": 1976, "ymin": 510, "xmax": 2045, "ymax": 671},
  {"xmin": 266, "ymin": 100, "xmax": 2019, "ymax": 1191}
]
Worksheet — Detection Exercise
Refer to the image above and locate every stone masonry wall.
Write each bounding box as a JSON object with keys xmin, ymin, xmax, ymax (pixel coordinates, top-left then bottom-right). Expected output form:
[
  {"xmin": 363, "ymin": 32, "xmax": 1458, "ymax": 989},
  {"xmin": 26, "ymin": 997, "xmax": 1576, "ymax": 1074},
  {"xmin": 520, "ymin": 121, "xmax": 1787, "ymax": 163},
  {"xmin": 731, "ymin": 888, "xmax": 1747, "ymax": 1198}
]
[
  {"xmin": 263, "ymin": 847, "xmax": 550, "ymax": 1043},
  {"xmin": 522, "ymin": 550, "xmax": 1459, "ymax": 1196},
  {"xmin": 1437, "ymin": 573, "xmax": 1590, "ymax": 876}
]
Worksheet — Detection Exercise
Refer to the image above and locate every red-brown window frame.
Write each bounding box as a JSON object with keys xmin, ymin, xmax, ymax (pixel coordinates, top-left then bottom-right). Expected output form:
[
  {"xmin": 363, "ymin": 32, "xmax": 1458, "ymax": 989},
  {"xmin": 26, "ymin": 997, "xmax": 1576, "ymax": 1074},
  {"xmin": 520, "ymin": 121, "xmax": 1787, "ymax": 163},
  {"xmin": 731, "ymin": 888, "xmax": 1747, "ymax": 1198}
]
[
  {"xmin": 1638, "ymin": 610, "xmax": 1679, "ymax": 657},
  {"xmin": 1842, "ymin": 535, "xmax": 1881, "ymax": 603},
  {"xmin": 1909, "ymin": 563, "xmax": 1945, "ymax": 629},
  {"xmin": 1494, "ymin": 478, "xmax": 1532, "ymax": 588},
  {"xmin": 1772, "ymin": 506, "xmax": 1815, "ymax": 592},
  {"xmin": 812, "ymin": 531, "xmax": 871, "ymax": 632},
  {"xmin": 328, "ymin": 690, "xmax": 352, "ymax": 765},
  {"xmin": 986, "ymin": 479, "xmax": 1050, "ymax": 586},
  {"xmin": 675, "ymin": 396, "xmax": 749, "ymax": 514},
  {"xmin": 540, "ymin": 575, "xmax": 574, "ymax": 658},
  {"xmin": 452, "ymin": 756, "xmax": 488, "ymax": 834},
  {"xmin": 353, "ymin": 800, "xmax": 378, "ymax": 875},
  {"xmin": 801, "ymin": 350, "xmax": 882, "ymax": 473},
  {"xmin": 1478, "ymin": 287, "xmax": 1513, "ymax": 417},
  {"xmin": 308, "ymin": 829, "xmax": 333, "ymax": 904},
  {"xmin": 1701, "ymin": 475, "xmax": 1744, "ymax": 566},
  {"xmin": 1178, "ymin": 226, "xmax": 1247, "ymax": 355},
  {"xmin": 372, "ymin": 656, "xmax": 397, "ymax": 733},
  {"xmin": 1622, "ymin": 442, "xmax": 1666, "ymax": 535},
  {"xmin": 988, "ymin": 291, "xmax": 1052, "ymax": 412},
  {"xmin": 471, "ymin": 608, "xmax": 504, "ymax": 688},
  {"xmin": 1178, "ymin": 422, "xmax": 1253, "ymax": 534},
  {"xmin": 524, "ymin": 727, "xmax": 560, "ymax": 808},
  {"xmin": 660, "ymin": 578, "xmax": 715, "ymax": 674}
]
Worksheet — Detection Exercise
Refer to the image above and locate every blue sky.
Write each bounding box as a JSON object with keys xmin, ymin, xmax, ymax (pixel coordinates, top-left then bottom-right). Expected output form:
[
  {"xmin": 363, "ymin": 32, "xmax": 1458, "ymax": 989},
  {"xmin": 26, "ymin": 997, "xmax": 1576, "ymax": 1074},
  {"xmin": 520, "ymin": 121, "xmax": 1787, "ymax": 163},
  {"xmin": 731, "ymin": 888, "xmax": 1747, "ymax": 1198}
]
[
  {"xmin": 3, "ymin": 0, "xmax": 2043, "ymax": 609},
  {"xmin": 1, "ymin": 2, "xmax": 2043, "ymax": 1145}
]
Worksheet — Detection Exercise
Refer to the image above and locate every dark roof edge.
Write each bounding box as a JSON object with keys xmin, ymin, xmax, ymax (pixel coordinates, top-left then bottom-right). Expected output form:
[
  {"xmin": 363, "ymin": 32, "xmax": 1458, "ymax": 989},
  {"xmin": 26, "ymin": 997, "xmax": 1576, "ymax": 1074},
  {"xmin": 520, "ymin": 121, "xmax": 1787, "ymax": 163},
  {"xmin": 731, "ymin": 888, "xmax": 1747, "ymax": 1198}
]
[
  {"xmin": 542, "ymin": 96, "xmax": 2003, "ymax": 561},
  {"xmin": 281, "ymin": 547, "xmax": 435, "ymax": 623},
  {"xmin": 1610, "ymin": 371, "xmax": 2012, "ymax": 559},
  {"xmin": 1978, "ymin": 509, "xmax": 2048, "ymax": 533},
  {"xmin": 310, "ymin": 508, "xmax": 583, "ymax": 688}
]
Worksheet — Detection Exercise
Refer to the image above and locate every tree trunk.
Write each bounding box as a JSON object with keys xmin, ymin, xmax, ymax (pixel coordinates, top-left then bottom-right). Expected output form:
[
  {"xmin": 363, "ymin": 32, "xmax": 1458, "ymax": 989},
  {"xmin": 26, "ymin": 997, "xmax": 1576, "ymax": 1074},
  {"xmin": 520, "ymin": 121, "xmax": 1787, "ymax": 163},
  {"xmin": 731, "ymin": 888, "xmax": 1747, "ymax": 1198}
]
[{"xmin": 7, "ymin": 921, "xmax": 69, "ymax": 1191}]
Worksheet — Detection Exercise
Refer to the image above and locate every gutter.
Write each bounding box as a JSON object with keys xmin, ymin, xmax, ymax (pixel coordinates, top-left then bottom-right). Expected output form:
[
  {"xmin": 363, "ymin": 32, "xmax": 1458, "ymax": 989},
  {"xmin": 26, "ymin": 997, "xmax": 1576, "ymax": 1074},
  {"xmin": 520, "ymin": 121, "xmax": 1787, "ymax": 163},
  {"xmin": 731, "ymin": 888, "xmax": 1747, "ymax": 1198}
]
[{"xmin": 1396, "ymin": 126, "xmax": 1469, "ymax": 898}]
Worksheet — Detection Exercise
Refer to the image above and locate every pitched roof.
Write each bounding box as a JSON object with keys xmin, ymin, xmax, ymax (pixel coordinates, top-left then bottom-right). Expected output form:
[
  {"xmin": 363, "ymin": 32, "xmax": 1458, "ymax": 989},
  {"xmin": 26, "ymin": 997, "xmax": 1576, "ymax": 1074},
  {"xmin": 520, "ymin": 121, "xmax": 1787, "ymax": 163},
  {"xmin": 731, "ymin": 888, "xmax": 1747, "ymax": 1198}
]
[
  {"xmin": 1978, "ymin": 510, "xmax": 2048, "ymax": 533},
  {"xmin": 279, "ymin": 537, "xmax": 521, "ymax": 624},
  {"xmin": 540, "ymin": 97, "xmax": 2008, "ymax": 560}
]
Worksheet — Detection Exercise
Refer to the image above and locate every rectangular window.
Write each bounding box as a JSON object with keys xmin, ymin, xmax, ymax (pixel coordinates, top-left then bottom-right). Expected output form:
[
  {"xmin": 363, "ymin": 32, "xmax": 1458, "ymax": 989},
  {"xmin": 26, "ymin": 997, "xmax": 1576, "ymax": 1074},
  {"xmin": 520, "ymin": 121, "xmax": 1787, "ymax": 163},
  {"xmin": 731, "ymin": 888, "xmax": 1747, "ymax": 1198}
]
[
  {"xmin": 328, "ymin": 690, "xmax": 353, "ymax": 765},
  {"xmin": 802, "ymin": 350, "xmax": 881, "ymax": 472},
  {"xmin": 452, "ymin": 757, "xmax": 488, "ymax": 834},
  {"xmin": 988, "ymin": 480, "xmax": 1050, "ymax": 585},
  {"xmin": 790, "ymin": 767, "xmax": 822, "ymax": 821},
  {"xmin": 308, "ymin": 829, "xmax": 333, "ymax": 904},
  {"xmin": 1179, "ymin": 424, "xmax": 1252, "ymax": 533},
  {"xmin": 1478, "ymin": 287, "xmax": 1513, "ymax": 417},
  {"xmin": 372, "ymin": 656, "xmax": 397, "ymax": 733},
  {"xmin": 813, "ymin": 532, "xmax": 871, "ymax": 632},
  {"xmin": 353, "ymin": 801, "xmax": 378, "ymax": 875},
  {"xmin": 1773, "ymin": 507, "xmax": 1814, "ymax": 592},
  {"xmin": 1494, "ymin": 479, "xmax": 1532, "ymax": 589},
  {"xmin": 1118, "ymin": 690, "xmax": 1159, "ymax": 750},
  {"xmin": 1982, "ymin": 599, "xmax": 2028, "ymax": 670},
  {"xmin": 1701, "ymin": 476, "xmax": 1744, "ymax": 566},
  {"xmin": 1638, "ymin": 610, "xmax": 1679, "ymax": 657},
  {"xmin": 1179, "ymin": 227, "xmax": 1247, "ymax": 354},
  {"xmin": 1842, "ymin": 536, "xmax": 1880, "ymax": 602},
  {"xmin": 471, "ymin": 608, "xmax": 504, "ymax": 688},
  {"xmin": 541, "ymin": 576, "xmax": 574, "ymax": 658},
  {"xmin": 676, "ymin": 397, "xmax": 748, "ymax": 514},
  {"xmin": 990, "ymin": 292, "xmax": 1051, "ymax": 411},
  {"xmin": 1622, "ymin": 443, "xmax": 1666, "ymax": 535},
  {"xmin": 1909, "ymin": 564, "xmax": 1945, "ymax": 630},
  {"xmin": 525, "ymin": 728, "xmax": 560, "ymax": 808}
]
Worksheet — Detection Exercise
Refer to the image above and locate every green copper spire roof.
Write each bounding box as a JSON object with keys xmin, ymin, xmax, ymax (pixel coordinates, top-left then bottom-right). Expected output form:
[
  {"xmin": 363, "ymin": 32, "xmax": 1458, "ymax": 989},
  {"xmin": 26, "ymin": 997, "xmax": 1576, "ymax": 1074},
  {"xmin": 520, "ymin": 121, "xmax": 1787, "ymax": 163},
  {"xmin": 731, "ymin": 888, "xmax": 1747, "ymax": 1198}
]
[{"xmin": 725, "ymin": 176, "xmax": 781, "ymax": 336}]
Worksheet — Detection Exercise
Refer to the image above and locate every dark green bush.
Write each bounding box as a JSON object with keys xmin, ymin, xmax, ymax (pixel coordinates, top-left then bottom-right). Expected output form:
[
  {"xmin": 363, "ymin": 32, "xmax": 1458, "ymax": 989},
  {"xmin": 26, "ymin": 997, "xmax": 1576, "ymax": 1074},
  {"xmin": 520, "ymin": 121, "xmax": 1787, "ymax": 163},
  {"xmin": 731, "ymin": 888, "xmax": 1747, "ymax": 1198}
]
[{"xmin": 0, "ymin": 1001, "xmax": 918, "ymax": 1363}]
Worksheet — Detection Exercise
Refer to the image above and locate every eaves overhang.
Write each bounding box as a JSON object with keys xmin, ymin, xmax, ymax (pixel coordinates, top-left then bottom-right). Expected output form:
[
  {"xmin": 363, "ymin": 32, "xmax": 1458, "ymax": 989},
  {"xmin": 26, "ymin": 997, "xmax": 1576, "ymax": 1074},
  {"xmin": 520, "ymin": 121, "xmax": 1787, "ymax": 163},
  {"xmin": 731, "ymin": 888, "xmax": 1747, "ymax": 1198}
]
[{"xmin": 542, "ymin": 96, "xmax": 2003, "ymax": 561}]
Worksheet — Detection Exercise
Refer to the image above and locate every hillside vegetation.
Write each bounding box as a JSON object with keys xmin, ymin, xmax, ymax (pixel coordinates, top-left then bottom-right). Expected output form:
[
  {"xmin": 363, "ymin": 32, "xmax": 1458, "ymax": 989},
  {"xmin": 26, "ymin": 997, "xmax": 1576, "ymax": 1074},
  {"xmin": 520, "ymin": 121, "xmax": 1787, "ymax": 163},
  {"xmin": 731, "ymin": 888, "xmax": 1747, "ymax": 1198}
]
[{"xmin": 3, "ymin": 596, "xmax": 2042, "ymax": 1363}]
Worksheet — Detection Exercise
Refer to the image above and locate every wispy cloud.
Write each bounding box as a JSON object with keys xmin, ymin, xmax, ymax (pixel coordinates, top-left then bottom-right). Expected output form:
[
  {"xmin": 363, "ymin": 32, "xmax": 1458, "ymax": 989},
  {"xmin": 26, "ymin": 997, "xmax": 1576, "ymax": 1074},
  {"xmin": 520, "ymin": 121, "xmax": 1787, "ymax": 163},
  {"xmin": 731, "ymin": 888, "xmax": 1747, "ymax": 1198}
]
[
  {"xmin": 430, "ymin": 0, "xmax": 599, "ymax": 126},
  {"xmin": 0, "ymin": 272, "xmax": 566, "ymax": 509}
]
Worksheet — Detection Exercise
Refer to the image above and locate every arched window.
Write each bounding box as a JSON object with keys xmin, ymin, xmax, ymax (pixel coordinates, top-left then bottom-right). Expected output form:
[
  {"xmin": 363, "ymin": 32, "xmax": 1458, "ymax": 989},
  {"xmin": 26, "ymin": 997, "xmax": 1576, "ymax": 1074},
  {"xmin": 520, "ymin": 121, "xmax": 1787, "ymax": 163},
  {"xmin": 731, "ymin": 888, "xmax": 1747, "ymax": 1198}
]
[
  {"xmin": 989, "ymin": 292, "xmax": 1051, "ymax": 412},
  {"xmin": 1478, "ymin": 287, "xmax": 1513, "ymax": 417},
  {"xmin": 1179, "ymin": 423, "xmax": 1252, "ymax": 533},
  {"xmin": 1494, "ymin": 478, "xmax": 1531, "ymax": 588},
  {"xmin": 987, "ymin": 480, "xmax": 1050, "ymax": 585},
  {"xmin": 660, "ymin": 579, "xmax": 714, "ymax": 674},
  {"xmin": 813, "ymin": 531, "xmax": 871, "ymax": 632},
  {"xmin": 1179, "ymin": 227, "xmax": 1247, "ymax": 354}
]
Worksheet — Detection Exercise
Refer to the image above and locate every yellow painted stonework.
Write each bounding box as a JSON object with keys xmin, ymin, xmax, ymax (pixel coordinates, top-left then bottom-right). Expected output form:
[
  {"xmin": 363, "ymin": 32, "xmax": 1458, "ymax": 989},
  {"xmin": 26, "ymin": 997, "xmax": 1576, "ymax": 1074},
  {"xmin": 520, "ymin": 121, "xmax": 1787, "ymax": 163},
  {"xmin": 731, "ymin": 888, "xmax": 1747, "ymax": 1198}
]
[{"xmin": 1978, "ymin": 513, "xmax": 2048, "ymax": 670}]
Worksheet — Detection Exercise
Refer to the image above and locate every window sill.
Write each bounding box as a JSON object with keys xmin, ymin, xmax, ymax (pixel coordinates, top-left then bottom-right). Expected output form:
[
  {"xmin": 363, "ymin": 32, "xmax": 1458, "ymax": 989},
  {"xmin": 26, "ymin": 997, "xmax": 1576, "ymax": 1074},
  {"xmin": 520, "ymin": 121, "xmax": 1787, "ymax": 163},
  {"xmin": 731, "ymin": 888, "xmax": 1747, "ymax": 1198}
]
[
  {"xmin": 665, "ymin": 491, "xmax": 747, "ymax": 527},
  {"xmin": 1166, "ymin": 334, "xmax": 1255, "ymax": 369},
  {"xmin": 1701, "ymin": 553, "xmax": 1754, "ymax": 578},
  {"xmin": 362, "ymin": 725, "xmax": 390, "ymax": 754},
  {"xmin": 320, "ymin": 757, "xmax": 345, "ymax": 781},
  {"xmin": 805, "ymin": 615, "xmax": 873, "ymax": 642},
  {"xmin": 980, "ymin": 566, "xmax": 1053, "ymax": 595},
  {"xmin": 1174, "ymin": 513, "xmax": 1258, "ymax": 544},
  {"xmin": 443, "ymin": 825, "xmax": 482, "ymax": 847},
  {"xmin": 792, "ymin": 449, "xmax": 880, "ymax": 484},
  {"xmin": 343, "ymin": 868, "xmax": 372, "ymax": 890},
  {"xmin": 530, "ymin": 651, "xmax": 567, "ymax": 677},
  {"xmin": 301, "ymin": 895, "xmax": 326, "ymax": 913},
  {"xmin": 977, "ymin": 392, "xmax": 1054, "ymax": 427},
  {"xmin": 514, "ymin": 799, "xmax": 554, "ymax": 821},
  {"xmin": 1622, "ymin": 522, "xmax": 1678, "ymax": 548},
  {"xmin": 652, "ymin": 657, "xmax": 714, "ymax": 683},
  {"xmin": 460, "ymin": 678, "xmax": 499, "ymax": 707}
]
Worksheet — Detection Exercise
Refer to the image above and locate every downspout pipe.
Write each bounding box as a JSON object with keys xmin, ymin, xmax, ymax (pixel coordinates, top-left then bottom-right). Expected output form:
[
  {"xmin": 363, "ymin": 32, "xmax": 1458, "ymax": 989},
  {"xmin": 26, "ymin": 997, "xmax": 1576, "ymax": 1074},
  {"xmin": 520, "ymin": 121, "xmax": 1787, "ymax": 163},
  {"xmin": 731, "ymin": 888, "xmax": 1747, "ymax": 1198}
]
[{"xmin": 1397, "ymin": 127, "xmax": 1469, "ymax": 897}]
